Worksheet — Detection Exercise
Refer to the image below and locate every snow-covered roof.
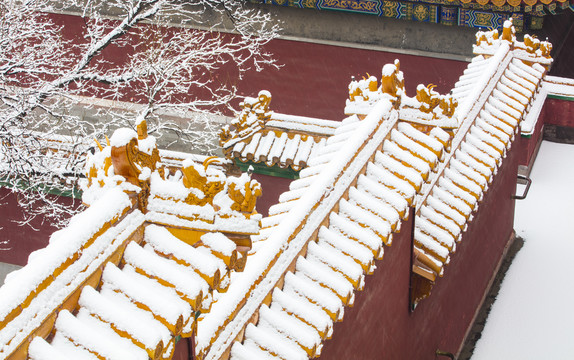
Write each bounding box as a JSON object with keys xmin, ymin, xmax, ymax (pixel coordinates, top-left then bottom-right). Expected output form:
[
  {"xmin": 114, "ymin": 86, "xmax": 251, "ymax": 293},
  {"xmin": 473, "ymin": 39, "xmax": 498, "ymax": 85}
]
[
  {"xmin": 225, "ymin": 113, "xmax": 449, "ymax": 359},
  {"xmin": 209, "ymin": 25, "xmax": 551, "ymax": 358},
  {"xmin": 409, "ymin": 27, "xmax": 549, "ymax": 303},
  {"xmin": 220, "ymin": 91, "xmax": 340, "ymax": 172},
  {"xmin": 0, "ymin": 23, "xmax": 554, "ymax": 360},
  {"xmin": 0, "ymin": 121, "xmax": 261, "ymax": 360},
  {"xmin": 23, "ymin": 225, "xmax": 240, "ymax": 360}
]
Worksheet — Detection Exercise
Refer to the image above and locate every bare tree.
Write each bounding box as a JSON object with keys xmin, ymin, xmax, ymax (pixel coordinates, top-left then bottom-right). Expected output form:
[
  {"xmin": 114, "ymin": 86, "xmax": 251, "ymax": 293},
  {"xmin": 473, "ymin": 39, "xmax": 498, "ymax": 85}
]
[{"xmin": 0, "ymin": 0, "xmax": 279, "ymax": 228}]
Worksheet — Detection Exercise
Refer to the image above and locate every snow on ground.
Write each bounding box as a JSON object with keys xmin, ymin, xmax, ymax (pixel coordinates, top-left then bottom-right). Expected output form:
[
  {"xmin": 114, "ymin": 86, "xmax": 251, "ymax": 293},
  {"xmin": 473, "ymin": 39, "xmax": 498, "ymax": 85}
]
[{"xmin": 471, "ymin": 140, "xmax": 574, "ymax": 360}]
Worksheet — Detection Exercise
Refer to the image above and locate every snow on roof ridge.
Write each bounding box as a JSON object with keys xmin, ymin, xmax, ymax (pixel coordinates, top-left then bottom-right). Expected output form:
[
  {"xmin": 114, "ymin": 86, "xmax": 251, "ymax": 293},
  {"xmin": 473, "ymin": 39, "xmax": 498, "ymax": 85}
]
[
  {"xmin": 0, "ymin": 209, "xmax": 144, "ymax": 359},
  {"xmin": 267, "ymin": 112, "xmax": 340, "ymax": 134},
  {"xmin": 234, "ymin": 106, "xmax": 459, "ymax": 358},
  {"xmin": 198, "ymin": 100, "xmax": 397, "ymax": 359},
  {"xmin": 411, "ymin": 43, "xmax": 548, "ymax": 304},
  {"xmin": 220, "ymin": 91, "xmax": 338, "ymax": 173}
]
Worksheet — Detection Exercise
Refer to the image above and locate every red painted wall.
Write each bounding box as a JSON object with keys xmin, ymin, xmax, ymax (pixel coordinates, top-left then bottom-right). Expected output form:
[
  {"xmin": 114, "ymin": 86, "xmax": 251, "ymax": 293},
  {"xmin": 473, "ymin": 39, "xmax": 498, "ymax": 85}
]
[
  {"xmin": 319, "ymin": 137, "xmax": 520, "ymax": 359},
  {"xmin": 252, "ymin": 173, "xmax": 293, "ymax": 217},
  {"xmin": 540, "ymin": 97, "xmax": 574, "ymax": 128},
  {"xmin": 44, "ymin": 13, "xmax": 467, "ymax": 121},
  {"xmin": 520, "ymin": 97, "xmax": 574, "ymax": 168},
  {"xmin": 238, "ymin": 41, "xmax": 468, "ymax": 120},
  {"xmin": 520, "ymin": 113, "xmax": 545, "ymax": 169},
  {"xmin": 0, "ymin": 188, "xmax": 77, "ymax": 266}
]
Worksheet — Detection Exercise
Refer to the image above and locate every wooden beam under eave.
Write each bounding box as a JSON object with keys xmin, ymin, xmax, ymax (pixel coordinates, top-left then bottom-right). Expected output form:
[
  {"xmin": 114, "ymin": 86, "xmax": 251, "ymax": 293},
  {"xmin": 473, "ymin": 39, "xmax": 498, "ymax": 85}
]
[
  {"xmin": 413, "ymin": 247, "xmax": 443, "ymax": 276},
  {"xmin": 412, "ymin": 263, "xmax": 436, "ymax": 282}
]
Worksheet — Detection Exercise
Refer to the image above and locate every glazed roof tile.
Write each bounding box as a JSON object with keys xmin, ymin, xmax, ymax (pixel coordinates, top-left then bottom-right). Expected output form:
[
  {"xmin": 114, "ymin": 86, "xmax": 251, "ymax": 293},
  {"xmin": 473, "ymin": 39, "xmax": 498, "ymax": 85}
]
[
  {"xmin": 412, "ymin": 30, "xmax": 548, "ymax": 298},
  {"xmin": 24, "ymin": 225, "xmax": 240, "ymax": 360},
  {"xmin": 221, "ymin": 94, "xmax": 340, "ymax": 172}
]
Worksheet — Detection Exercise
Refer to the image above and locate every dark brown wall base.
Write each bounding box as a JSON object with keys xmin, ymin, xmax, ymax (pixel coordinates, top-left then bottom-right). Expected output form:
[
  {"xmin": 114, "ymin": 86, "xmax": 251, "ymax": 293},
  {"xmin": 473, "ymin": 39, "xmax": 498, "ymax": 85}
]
[{"xmin": 543, "ymin": 124, "xmax": 574, "ymax": 144}]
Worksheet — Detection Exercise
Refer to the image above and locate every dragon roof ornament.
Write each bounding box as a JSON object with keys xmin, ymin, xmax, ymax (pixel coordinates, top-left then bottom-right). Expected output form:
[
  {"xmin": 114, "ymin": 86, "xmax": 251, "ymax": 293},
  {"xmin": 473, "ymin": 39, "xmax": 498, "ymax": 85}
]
[
  {"xmin": 82, "ymin": 120, "xmax": 262, "ymax": 231},
  {"xmin": 474, "ymin": 18, "xmax": 553, "ymax": 61},
  {"xmin": 220, "ymin": 90, "xmax": 272, "ymax": 149},
  {"xmin": 345, "ymin": 60, "xmax": 459, "ymax": 130}
]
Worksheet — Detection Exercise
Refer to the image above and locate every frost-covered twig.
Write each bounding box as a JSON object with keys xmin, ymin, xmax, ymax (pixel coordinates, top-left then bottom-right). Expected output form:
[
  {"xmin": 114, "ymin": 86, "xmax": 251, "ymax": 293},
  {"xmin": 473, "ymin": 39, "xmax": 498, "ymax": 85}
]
[{"xmin": 0, "ymin": 0, "xmax": 279, "ymax": 228}]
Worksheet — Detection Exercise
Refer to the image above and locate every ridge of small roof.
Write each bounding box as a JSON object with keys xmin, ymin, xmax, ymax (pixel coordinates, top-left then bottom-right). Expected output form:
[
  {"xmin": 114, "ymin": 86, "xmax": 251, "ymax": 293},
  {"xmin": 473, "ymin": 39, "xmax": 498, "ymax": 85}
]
[{"xmin": 220, "ymin": 91, "xmax": 341, "ymax": 173}]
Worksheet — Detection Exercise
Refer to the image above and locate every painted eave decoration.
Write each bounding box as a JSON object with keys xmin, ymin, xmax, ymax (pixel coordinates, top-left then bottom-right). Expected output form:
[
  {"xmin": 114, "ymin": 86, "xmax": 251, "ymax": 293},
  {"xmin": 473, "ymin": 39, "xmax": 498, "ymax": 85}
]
[{"xmin": 255, "ymin": 0, "xmax": 574, "ymax": 32}]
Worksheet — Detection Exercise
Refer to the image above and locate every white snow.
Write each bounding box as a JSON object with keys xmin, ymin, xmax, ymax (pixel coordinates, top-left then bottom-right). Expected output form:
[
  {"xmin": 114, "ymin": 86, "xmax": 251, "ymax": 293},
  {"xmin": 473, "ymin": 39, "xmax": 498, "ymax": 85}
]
[
  {"xmin": 253, "ymin": 132, "xmax": 276, "ymax": 161},
  {"xmin": 271, "ymin": 287, "xmax": 333, "ymax": 338},
  {"xmin": 28, "ymin": 337, "xmax": 67, "ymax": 360},
  {"xmin": 306, "ymin": 240, "xmax": 364, "ymax": 286},
  {"xmin": 293, "ymin": 137, "xmax": 315, "ymax": 168},
  {"xmin": 383, "ymin": 141, "xmax": 431, "ymax": 177},
  {"xmin": 266, "ymin": 113, "xmax": 339, "ymax": 135},
  {"xmin": 348, "ymin": 187, "xmax": 400, "ymax": 230},
  {"xmin": 199, "ymin": 101, "xmax": 397, "ymax": 359},
  {"xmin": 363, "ymin": 164, "xmax": 415, "ymax": 202},
  {"xmin": 0, "ymin": 209, "xmax": 144, "ymax": 357},
  {"xmin": 79, "ymin": 285, "xmax": 169, "ymax": 349},
  {"xmin": 123, "ymin": 241, "xmax": 207, "ymax": 302},
  {"xmin": 109, "ymin": 128, "xmax": 137, "ymax": 147},
  {"xmin": 375, "ymin": 151, "xmax": 424, "ymax": 190},
  {"xmin": 50, "ymin": 333, "xmax": 100, "ymax": 360},
  {"xmin": 257, "ymin": 304, "xmax": 321, "ymax": 354},
  {"xmin": 243, "ymin": 322, "xmax": 308, "ymax": 360},
  {"xmin": 329, "ymin": 212, "xmax": 382, "ymax": 257},
  {"xmin": 295, "ymin": 256, "xmax": 353, "ymax": 303},
  {"xmin": 391, "ymin": 129, "xmax": 438, "ymax": 166},
  {"xmin": 471, "ymin": 141, "xmax": 574, "ymax": 359},
  {"xmin": 283, "ymin": 272, "xmax": 343, "ymax": 321},
  {"xmin": 101, "ymin": 263, "xmax": 192, "ymax": 325},
  {"xmin": 231, "ymin": 341, "xmax": 274, "ymax": 360},
  {"xmin": 319, "ymin": 226, "xmax": 373, "ymax": 269},
  {"xmin": 54, "ymin": 309, "xmax": 147, "ymax": 360}
]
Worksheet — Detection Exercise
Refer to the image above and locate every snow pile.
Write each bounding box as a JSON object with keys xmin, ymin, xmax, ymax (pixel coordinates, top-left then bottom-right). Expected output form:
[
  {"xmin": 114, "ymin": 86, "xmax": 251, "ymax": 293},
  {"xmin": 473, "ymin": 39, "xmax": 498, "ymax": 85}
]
[{"xmin": 471, "ymin": 141, "xmax": 574, "ymax": 359}]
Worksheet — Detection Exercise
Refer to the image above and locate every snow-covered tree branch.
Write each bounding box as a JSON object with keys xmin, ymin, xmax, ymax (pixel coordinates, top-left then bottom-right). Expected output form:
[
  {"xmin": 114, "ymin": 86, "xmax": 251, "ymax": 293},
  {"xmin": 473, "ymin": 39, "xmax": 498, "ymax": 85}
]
[{"xmin": 0, "ymin": 0, "xmax": 280, "ymax": 228}]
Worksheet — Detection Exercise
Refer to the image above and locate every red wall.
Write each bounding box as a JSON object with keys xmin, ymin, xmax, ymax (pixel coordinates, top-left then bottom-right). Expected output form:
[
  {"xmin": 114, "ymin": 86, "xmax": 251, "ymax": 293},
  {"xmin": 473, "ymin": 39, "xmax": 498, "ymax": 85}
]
[
  {"xmin": 540, "ymin": 97, "xmax": 574, "ymax": 128},
  {"xmin": 520, "ymin": 97, "xmax": 574, "ymax": 168},
  {"xmin": 0, "ymin": 188, "xmax": 77, "ymax": 266},
  {"xmin": 252, "ymin": 173, "xmax": 293, "ymax": 217},
  {"xmin": 520, "ymin": 112, "xmax": 545, "ymax": 169},
  {"xmin": 44, "ymin": 13, "xmax": 468, "ymax": 121},
  {"xmin": 319, "ymin": 137, "xmax": 520, "ymax": 359}
]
